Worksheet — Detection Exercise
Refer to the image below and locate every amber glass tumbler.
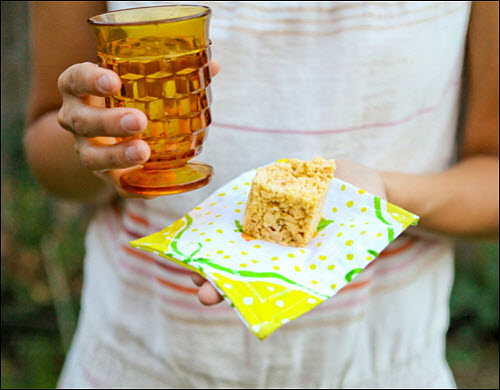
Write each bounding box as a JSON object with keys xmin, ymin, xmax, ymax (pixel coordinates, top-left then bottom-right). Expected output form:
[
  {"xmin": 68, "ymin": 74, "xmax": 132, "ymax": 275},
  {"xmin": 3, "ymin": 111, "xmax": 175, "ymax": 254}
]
[{"xmin": 88, "ymin": 5, "xmax": 213, "ymax": 195}]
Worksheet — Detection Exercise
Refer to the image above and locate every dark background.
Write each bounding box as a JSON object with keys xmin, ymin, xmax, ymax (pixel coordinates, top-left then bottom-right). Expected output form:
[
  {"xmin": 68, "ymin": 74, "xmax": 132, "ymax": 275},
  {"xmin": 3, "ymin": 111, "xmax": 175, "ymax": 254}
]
[{"xmin": 1, "ymin": 2, "xmax": 498, "ymax": 388}]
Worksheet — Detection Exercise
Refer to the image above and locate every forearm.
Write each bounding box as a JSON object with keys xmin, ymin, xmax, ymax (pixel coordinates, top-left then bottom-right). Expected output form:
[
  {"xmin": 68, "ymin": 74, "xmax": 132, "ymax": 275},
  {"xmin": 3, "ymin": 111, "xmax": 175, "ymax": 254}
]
[
  {"xmin": 382, "ymin": 155, "xmax": 499, "ymax": 239},
  {"xmin": 24, "ymin": 110, "xmax": 115, "ymax": 204}
]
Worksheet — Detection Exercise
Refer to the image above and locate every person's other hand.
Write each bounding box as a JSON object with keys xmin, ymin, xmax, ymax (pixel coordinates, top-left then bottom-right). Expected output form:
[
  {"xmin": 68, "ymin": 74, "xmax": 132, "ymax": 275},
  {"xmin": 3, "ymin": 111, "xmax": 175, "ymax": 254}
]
[
  {"xmin": 190, "ymin": 158, "xmax": 387, "ymax": 306},
  {"xmin": 333, "ymin": 159, "xmax": 387, "ymax": 200},
  {"xmin": 57, "ymin": 60, "xmax": 220, "ymax": 199}
]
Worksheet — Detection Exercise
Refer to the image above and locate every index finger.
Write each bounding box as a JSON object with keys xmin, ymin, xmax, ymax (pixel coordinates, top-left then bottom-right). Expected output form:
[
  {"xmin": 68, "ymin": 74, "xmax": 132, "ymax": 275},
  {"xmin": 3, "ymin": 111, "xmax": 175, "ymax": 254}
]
[{"xmin": 58, "ymin": 62, "xmax": 121, "ymax": 98}]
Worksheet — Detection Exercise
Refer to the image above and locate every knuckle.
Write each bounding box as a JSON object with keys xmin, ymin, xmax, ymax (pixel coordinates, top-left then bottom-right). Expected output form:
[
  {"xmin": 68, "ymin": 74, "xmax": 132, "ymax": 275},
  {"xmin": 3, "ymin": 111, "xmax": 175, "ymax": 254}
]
[
  {"xmin": 59, "ymin": 63, "xmax": 95, "ymax": 95},
  {"xmin": 57, "ymin": 106, "xmax": 72, "ymax": 132},
  {"xmin": 82, "ymin": 61, "xmax": 98, "ymax": 69},
  {"xmin": 58, "ymin": 65, "xmax": 76, "ymax": 93},
  {"xmin": 79, "ymin": 147, "xmax": 95, "ymax": 170},
  {"xmin": 57, "ymin": 72, "xmax": 66, "ymax": 93},
  {"xmin": 58, "ymin": 64, "xmax": 78, "ymax": 93},
  {"xmin": 66, "ymin": 66, "xmax": 79, "ymax": 94},
  {"xmin": 70, "ymin": 111, "xmax": 88, "ymax": 136},
  {"xmin": 108, "ymin": 146, "xmax": 127, "ymax": 168},
  {"xmin": 58, "ymin": 62, "xmax": 100, "ymax": 95},
  {"xmin": 107, "ymin": 150, "xmax": 120, "ymax": 168}
]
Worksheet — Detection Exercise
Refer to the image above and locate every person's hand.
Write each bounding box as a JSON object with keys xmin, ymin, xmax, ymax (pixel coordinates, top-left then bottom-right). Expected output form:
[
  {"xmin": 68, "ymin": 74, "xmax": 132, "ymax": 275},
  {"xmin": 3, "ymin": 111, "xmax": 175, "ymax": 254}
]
[
  {"xmin": 191, "ymin": 159, "xmax": 387, "ymax": 306},
  {"xmin": 57, "ymin": 60, "xmax": 220, "ymax": 199},
  {"xmin": 333, "ymin": 159, "xmax": 387, "ymax": 200}
]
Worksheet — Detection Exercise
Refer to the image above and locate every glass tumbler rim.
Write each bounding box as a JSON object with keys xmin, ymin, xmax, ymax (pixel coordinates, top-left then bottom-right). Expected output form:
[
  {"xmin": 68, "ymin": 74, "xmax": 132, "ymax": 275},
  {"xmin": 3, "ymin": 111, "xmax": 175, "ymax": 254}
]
[{"xmin": 87, "ymin": 4, "xmax": 211, "ymax": 27}]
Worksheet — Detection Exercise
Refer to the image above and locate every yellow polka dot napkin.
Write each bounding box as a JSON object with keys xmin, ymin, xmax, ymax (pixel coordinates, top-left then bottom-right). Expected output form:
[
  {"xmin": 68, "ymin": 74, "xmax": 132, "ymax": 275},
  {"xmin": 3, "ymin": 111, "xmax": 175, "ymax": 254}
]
[{"xmin": 130, "ymin": 166, "xmax": 419, "ymax": 340}]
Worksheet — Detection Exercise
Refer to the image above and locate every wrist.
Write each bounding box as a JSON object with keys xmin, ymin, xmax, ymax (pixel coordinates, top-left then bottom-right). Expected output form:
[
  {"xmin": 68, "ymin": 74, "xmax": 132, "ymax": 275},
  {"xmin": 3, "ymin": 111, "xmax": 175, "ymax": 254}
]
[
  {"xmin": 380, "ymin": 157, "xmax": 499, "ymax": 239},
  {"xmin": 25, "ymin": 111, "xmax": 119, "ymax": 205},
  {"xmin": 380, "ymin": 170, "xmax": 435, "ymax": 223}
]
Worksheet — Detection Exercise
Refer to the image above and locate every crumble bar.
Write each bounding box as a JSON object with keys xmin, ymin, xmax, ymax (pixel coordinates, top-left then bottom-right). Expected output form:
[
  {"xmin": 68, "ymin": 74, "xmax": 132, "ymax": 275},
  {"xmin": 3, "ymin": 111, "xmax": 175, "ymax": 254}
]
[{"xmin": 242, "ymin": 157, "xmax": 336, "ymax": 247}]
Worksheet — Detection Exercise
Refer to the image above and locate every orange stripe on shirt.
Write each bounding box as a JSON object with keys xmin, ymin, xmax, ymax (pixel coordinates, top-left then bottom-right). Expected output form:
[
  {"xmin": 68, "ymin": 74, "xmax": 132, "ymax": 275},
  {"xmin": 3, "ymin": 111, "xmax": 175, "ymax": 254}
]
[
  {"xmin": 378, "ymin": 238, "xmax": 416, "ymax": 258},
  {"xmin": 155, "ymin": 277, "xmax": 199, "ymax": 294},
  {"xmin": 338, "ymin": 279, "xmax": 372, "ymax": 293},
  {"xmin": 126, "ymin": 211, "xmax": 150, "ymax": 227},
  {"xmin": 123, "ymin": 244, "xmax": 154, "ymax": 263}
]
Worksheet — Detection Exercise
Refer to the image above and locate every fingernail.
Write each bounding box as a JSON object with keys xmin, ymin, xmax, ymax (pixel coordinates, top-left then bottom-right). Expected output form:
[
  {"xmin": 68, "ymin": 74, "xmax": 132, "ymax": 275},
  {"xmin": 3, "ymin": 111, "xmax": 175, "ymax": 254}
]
[
  {"xmin": 120, "ymin": 114, "xmax": 141, "ymax": 132},
  {"xmin": 97, "ymin": 75, "xmax": 112, "ymax": 93},
  {"xmin": 125, "ymin": 145, "xmax": 144, "ymax": 162}
]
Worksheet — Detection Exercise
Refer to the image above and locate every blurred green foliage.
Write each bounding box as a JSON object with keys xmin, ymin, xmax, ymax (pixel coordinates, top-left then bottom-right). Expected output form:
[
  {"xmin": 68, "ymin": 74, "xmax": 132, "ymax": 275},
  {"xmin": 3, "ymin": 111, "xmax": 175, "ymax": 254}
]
[
  {"xmin": 1, "ymin": 155, "xmax": 88, "ymax": 388},
  {"xmin": 447, "ymin": 242, "xmax": 499, "ymax": 388},
  {"xmin": 1, "ymin": 2, "xmax": 498, "ymax": 389},
  {"xmin": 451, "ymin": 242, "xmax": 499, "ymax": 340}
]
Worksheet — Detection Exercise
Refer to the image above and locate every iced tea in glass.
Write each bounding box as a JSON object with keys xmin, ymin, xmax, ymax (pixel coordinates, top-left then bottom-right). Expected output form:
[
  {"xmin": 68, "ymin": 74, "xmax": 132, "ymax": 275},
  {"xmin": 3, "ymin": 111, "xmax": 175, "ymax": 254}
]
[{"xmin": 88, "ymin": 5, "xmax": 213, "ymax": 195}]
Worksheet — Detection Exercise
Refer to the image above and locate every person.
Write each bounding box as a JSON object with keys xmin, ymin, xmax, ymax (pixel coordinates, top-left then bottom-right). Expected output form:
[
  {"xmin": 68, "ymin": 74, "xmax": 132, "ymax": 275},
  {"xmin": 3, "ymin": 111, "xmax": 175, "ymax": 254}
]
[{"xmin": 25, "ymin": 1, "xmax": 498, "ymax": 388}]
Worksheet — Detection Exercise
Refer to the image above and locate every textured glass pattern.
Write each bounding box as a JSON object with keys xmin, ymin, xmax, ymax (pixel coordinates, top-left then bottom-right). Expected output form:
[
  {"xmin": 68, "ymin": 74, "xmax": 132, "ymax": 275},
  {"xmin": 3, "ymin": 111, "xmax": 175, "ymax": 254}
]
[{"xmin": 99, "ymin": 41, "xmax": 212, "ymax": 167}]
